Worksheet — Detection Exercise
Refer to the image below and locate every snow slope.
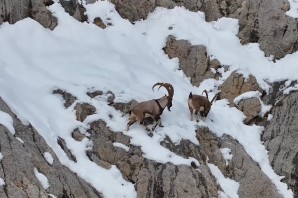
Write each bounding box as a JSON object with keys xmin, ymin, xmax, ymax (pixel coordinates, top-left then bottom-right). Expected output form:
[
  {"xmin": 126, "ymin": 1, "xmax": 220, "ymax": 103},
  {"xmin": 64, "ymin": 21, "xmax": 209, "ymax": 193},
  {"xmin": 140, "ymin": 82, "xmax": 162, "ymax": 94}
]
[{"xmin": 0, "ymin": 0, "xmax": 297, "ymax": 197}]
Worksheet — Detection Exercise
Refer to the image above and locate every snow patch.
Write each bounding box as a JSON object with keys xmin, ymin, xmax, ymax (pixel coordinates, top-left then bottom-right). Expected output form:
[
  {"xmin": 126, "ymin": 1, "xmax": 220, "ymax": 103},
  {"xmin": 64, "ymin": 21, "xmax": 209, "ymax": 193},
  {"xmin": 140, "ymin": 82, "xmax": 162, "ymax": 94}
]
[
  {"xmin": 44, "ymin": 152, "xmax": 54, "ymax": 165},
  {"xmin": 208, "ymin": 163, "xmax": 239, "ymax": 198},
  {"xmin": 0, "ymin": 111, "xmax": 15, "ymax": 135},
  {"xmin": 34, "ymin": 167, "xmax": 50, "ymax": 190},
  {"xmin": 220, "ymin": 148, "xmax": 233, "ymax": 166}
]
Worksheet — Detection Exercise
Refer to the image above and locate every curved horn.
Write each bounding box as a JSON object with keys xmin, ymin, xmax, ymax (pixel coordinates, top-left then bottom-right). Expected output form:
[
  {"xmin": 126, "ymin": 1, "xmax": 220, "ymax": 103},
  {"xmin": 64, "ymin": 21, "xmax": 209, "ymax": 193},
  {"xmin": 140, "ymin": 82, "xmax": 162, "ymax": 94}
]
[
  {"xmin": 152, "ymin": 82, "xmax": 165, "ymax": 92},
  {"xmin": 202, "ymin": 90, "xmax": 209, "ymax": 99},
  {"xmin": 152, "ymin": 82, "xmax": 174, "ymax": 100},
  {"xmin": 211, "ymin": 92, "xmax": 219, "ymax": 103}
]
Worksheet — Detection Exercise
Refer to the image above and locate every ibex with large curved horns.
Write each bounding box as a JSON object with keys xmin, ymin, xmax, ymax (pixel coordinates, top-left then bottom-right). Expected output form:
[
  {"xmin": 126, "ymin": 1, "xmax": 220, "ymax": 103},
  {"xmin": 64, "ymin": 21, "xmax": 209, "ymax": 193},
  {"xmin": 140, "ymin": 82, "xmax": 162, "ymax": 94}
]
[
  {"xmin": 127, "ymin": 83, "xmax": 174, "ymax": 131},
  {"xmin": 188, "ymin": 90, "xmax": 218, "ymax": 121}
]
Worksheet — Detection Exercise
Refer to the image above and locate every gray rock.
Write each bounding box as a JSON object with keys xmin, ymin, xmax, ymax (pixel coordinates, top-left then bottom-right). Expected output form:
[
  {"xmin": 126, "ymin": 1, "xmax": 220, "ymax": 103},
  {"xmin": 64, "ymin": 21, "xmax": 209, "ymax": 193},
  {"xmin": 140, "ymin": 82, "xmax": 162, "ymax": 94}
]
[
  {"xmin": 0, "ymin": 97, "xmax": 101, "ymax": 198},
  {"xmin": 219, "ymin": 71, "xmax": 263, "ymax": 105},
  {"xmin": 236, "ymin": 97, "xmax": 262, "ymax": 124},
  {"xmin": 59, "ymin": 0, "xmax": 87, "ymax": 22},
  {"xmin": 220, "ymin": 135, "xmax": 282, "ymax": 198},
  {"xmin": 0, "ymin": 0, "xmax": 31, "ymax": 24},
  {"xmin": 74, "ymin": 103, "xmax": 96, "ymax": 122},
  {"xmin": 164, "ymin": 35, "xmax": 220, "ymax": 86},
  {"xmin": 30, "ymin": 0, "xmax": 57, "ymax": 30},
  {"xmin": 108, "ymin": 0, "xmax": 298, "ymax": 59},
  {"xmin": 236, "ymin": 0, "xmax": 298, "ymax": 59},
  {"xmin": 94, "ymin": 17, "xmax": 107, "ymax": 29},
  {"xmin": 136, "ymin": 163, "xmax": 218, "ymax": 198},
  {"xmin": 263, "ymin": 92, "xmax": 298, "ymax": 196},
  {"xmin": 87, "ymin": 120, "xmax": 220, "ymax": 197},
  {"xmin": 0, "ymin": 0, "xmax": 57, "ymax": 29},
  {"xmin": 109, "ymin": 0, "xmax": 156, "ymax": 23},
  {"xmin": 52, "ymin": 89, "xmax": 77, "ymax": 108}
]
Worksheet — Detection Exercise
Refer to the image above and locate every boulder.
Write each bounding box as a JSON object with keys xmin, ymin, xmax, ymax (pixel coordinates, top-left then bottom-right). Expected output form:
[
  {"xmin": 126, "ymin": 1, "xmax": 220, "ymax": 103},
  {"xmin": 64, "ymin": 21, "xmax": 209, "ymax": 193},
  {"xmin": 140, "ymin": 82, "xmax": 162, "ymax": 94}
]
[
  {"xmin": 74, "ymin": 103, "xmax": 96, "ymax": 122},
  {"xmin": 219, "ymin": 71, "xmax": 263, "ymax": 104},
  {"xmin": 263, "ymin": 92, "xmax": 298, "ymax": 196},
  {"xmin": 236, "ymin": 97, "xmax": 262, "ymax": 124},
  {"xmin": 0, "ymin": 0, "xmax": 57, "ymax": 29},
  {"xmin": 164, "ymin": 35, "xmax": 221, "ymax": 86},
  {"xmin": 220, "ymin": 135, "xmax": 282, "ymax": 198}
]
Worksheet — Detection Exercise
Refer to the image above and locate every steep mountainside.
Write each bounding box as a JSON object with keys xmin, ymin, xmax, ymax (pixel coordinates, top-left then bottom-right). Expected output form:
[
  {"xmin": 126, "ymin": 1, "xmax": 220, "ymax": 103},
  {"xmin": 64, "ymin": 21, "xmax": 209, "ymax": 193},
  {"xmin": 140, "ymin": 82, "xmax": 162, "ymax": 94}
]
[{"xmin": 0, "ymin": 0, "xmax": 298, "ymax": 198}]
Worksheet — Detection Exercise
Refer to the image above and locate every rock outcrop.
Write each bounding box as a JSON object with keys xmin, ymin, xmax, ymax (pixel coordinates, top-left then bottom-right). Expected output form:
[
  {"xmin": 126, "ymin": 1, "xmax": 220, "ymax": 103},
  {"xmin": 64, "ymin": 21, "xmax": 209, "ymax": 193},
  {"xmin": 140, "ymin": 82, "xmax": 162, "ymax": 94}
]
[
  {"xmin": 219, "ymin": 71, "xmax": 263, "ymax": 104},
  {"xmin": 263, "ymin": 86, "xmax": 298, "ymax": 196},
  {"xmin": 163, "ymin": 35, "xmax": 221, "ymax": 86},
  {"xmin": 1, "ymin": 0, "xmax": 297, "ymax": 58},
  {"xmin": 109, "ymin": 0, "xmax": 298, "ymax": 59},
  {"xmin": 0, "ymin": 0, "xmax": 57, "ymax": 29},
  {"xmin": 1, "ymin": 0, "xmax": 298, "ymax": 197},
  {"xmin": 0, "ymin": 97, "xmax": 101, "ymax": 198},
  {"xmin": 236, "ymin": 97, "xmax": 262, "ymax": 124}
]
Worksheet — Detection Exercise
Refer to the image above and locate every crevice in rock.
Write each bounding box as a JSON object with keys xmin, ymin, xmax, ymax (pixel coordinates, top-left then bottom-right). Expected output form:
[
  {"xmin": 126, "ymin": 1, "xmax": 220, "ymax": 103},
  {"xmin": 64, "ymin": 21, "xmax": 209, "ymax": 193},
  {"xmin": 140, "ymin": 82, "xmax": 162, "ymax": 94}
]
[
  {"xmin": 283, "ymin": 24, "xmax": 288, "ymax": 37},
  {"xmin": 153, "ymin": 164, "xmax": 165, "ymax": 198},
  {"xmin": 28, "ymin": 0, "xmax": 33, "ymax": 19},
  {"xmin": 44, "ymin": 0, "xmax": 54, "ymax": 7},
  {"xmin": 57, "ymin": 137, "xmax": 77, "ymax": 162}
]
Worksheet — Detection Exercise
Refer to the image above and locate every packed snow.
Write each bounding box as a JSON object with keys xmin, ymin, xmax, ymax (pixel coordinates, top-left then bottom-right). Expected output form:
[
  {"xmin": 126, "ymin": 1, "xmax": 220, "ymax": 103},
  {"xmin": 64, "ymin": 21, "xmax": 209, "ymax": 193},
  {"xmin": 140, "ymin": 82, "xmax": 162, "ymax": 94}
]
[
  {"xmin": 233, "ymin": 91, "xmax": 272, "ymax": 117},
  {"xmin": 0, "ymin": 111, "xmax": 15, "ymax": 135},
  {"xmin": 284, "ymin": 83, "xmax": 298, "ymax": 94},
  {"xmin": 113, "ymin": 142, "xmax": 130, "ymax": 152},
  {"xmin": 0, "ymin": 0, "xmax": 297, "ymax": 197},
  {"xmin": 0, "ymin": 178, "xmax": 5, "ymax": 187},
  {"xmin": 220, "ymin": 148, "xmax": 233, "ymax": 166},
  {"xmin": 34, "ymin": 167, "xmax": 50, "ymax": 189},
  {"xmin": 16, "ymin": 137, "xmax": 24, "ymax": 144},
  {"xmin": 208, "ymin": 163, "xmax": 239, "ymax": 198},
  {"xmin": 233, "ymin": 91, "xmax": 262, "ymax": 105},
  {"xmin": 287, "ymin": 0, "xmax": 298, "ymax": 18},
  {"xmin": 44, "ymin": 152, "xmax": 54, "ymax": 165}
]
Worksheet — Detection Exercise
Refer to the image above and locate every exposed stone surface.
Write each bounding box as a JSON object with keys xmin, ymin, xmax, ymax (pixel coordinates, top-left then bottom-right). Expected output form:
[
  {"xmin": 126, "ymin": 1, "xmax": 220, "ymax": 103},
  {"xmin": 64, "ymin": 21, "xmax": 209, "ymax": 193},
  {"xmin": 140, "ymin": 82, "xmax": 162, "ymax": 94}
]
[
  {"xmin": 232, "ymin": 0, "xmax": 298, "ymax": 59},
  {"xmin": 59, "ymin": 0, "xmax": 87, "ymax": 22},
  {"xmin": 87, "ymin": 120, "xmax": 220, "ymax": 197},
  {"xmin": 30, "ymin": 0, "xmax": 57, "ymax": 30},
  {"xmin": 0, "ymin": 97, "xmax": 101, "ymax": 198},
  {"xmin": 220, "ymin": 134, "xmax": 282, "ymax": 198},
  {"xmin": 1, "ymin": 1, "xmax": 298, "ymax": 197},
  {"xmin": 0, "ymin": 0, "xmax": 31, "ymax": 24},
  {"xmin": 109, "ymin": 0, "xmax": 298, "ymax": 59},
  {"xmin": 236, "ymin": 97, "xmax": 262, "ymax": 124},
  {"xmin": 87, "ymin": 90, "xmax": 103, "ymax": 98},
  {"xmin": 94, "ymin": 17, "xmax": 107, "ymax": 29},
  {"xmin": 0, "ymin": 0, "xmax": 57, "ymax": 29},
  {"xmin": 219, "ymin": 71, "xmax": 263, "ymax": 104},
  {"xmin": 164, "ymin": 35, "xmax": 221, "ymax": 86},
  {"xmin": 263, "ymin": 91, "xmax": 298, "ymax": 196},
  {"xmin": 1, "ymin": 0, "xmax": 298, "ymax": 58},
  {"xmin": 72, "ymin": 128, "xmax": 87, "ymax": 142},
  {"xmin": 53, "ymin": 89, "xmax": 77, "ymax": 108},
  {"xmin": 74, "ymin": 103, "xmax": 96, "ymax": 122}
]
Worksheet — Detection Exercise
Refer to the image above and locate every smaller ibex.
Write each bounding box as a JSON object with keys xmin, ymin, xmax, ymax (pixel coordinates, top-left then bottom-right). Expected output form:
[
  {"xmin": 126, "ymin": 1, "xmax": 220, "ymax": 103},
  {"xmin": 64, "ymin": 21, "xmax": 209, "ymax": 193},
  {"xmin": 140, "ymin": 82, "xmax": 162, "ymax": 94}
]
[
  {"xmin": 127, "ymin": 83, "xmax": 174, "ymax": 131},
  {"xmin": 188, "ymin": 90, "xmax": 218, "ymax": 121}
]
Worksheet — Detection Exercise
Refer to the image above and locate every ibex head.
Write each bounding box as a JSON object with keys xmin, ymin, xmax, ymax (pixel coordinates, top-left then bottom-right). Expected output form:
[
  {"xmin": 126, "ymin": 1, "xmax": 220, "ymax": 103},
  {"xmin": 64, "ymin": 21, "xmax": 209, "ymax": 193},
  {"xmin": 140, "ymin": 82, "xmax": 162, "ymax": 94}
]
[{"xmin": 152, "ymin": 82, "xmax": 174, "ymax": 111}]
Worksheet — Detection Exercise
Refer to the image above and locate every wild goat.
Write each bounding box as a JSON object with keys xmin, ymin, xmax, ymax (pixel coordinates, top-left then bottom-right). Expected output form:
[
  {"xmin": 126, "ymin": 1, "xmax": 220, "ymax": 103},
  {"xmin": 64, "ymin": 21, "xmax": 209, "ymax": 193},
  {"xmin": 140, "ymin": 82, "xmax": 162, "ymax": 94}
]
[
  {"xmin": 127, "ymin": 83, "xmax": 174, "ymax": 131},
  {"xmin": 188, "ymin": 90, "xmax": 218, "ymax": 121}
]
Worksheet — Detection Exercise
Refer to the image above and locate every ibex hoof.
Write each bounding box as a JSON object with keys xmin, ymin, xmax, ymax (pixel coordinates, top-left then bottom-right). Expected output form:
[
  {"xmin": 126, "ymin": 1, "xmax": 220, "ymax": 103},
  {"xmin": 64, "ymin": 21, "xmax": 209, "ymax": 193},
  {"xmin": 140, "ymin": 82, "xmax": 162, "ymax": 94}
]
[{"xmin": 146, "ymin": 128, "xmax": 151, "ymax": 132}]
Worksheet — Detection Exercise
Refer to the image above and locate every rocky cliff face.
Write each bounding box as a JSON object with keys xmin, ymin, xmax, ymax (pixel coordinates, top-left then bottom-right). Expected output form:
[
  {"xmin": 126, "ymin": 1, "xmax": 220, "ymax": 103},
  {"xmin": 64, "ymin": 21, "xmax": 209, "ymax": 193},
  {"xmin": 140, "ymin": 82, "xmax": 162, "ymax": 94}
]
[
  {"xmin": 0, "ymin": 97, "xmax": 102, "ymax": 198},
  {"xmin": 0, "ymin": 0, "xmax": 298, "ymax": 197}
]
